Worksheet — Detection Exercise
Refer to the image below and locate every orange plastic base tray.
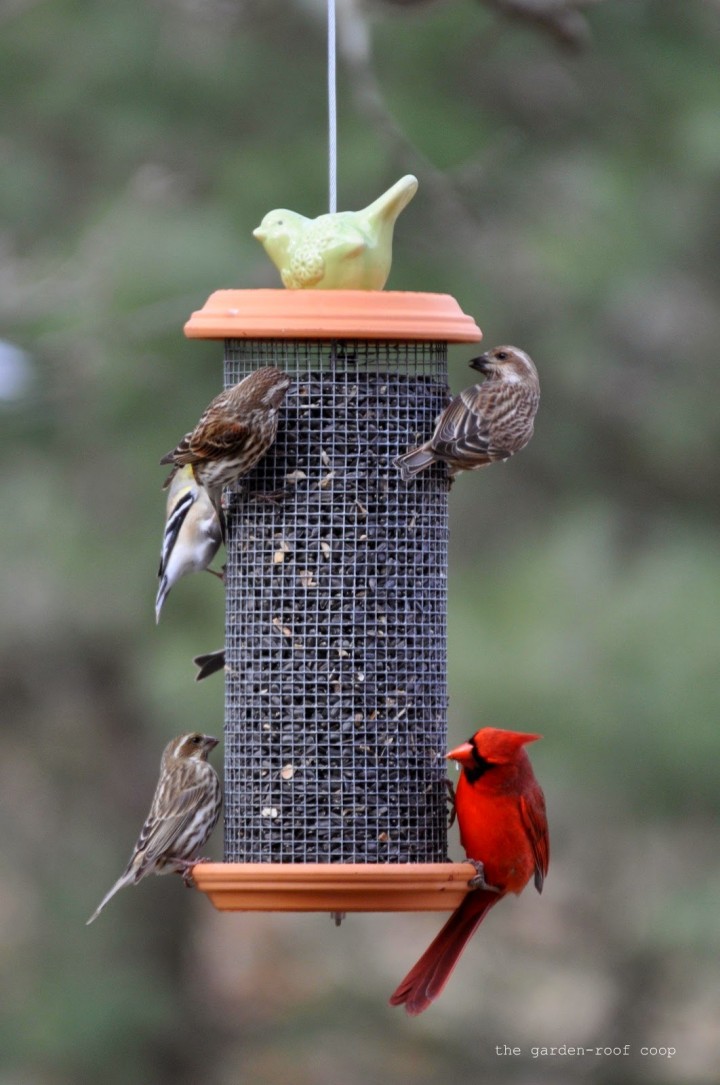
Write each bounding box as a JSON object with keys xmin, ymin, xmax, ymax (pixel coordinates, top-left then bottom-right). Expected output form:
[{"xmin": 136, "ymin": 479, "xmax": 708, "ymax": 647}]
[{"xmin": 192, "ymin": 862, "xmax": 477, "ymax": 912}]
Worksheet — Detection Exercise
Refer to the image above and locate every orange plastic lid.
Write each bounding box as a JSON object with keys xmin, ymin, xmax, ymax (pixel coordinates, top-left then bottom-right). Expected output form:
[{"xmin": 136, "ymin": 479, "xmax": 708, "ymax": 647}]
[{"xmin": 184, "ymin": 289, "xmax": 482, "ymax": 342}]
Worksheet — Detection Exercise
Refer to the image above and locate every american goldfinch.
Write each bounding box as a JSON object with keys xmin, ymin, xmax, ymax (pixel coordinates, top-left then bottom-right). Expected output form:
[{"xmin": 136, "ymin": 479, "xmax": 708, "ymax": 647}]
[{"xmin": 155, "ymin": 464, "xmax": 223, "ymax": 623}]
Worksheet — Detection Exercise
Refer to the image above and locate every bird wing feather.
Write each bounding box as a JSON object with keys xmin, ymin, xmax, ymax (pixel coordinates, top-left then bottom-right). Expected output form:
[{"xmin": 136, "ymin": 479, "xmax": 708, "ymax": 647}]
[
  {"xmin": 187, "ymin": 418, "xmax": 254, "ymax": 462},
  {"xmin": 135, "ymin": 778, "xmax": 210, "ymax": 869},
  {"xmin": 158, "ymin": 489, "xmax": 195, "ymax": 578},
  {"xmin": 519, "ymin": 790, "xmax": 549, "ymax": 893},
  {"xmin": 433, "ymin": 385, "xmax": 513, "ymax": 462},
  {"xmin": 160, "ymin": 434, "xmax": 192, "ymax": 466},
  {"xmin": 431, "ymin": 388, "xmax": 491, "ymax": 458}
]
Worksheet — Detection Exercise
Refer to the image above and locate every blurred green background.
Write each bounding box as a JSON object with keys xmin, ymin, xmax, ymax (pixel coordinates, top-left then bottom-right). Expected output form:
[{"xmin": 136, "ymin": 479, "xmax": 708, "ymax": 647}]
[{"xmin": 1, "ymin": 0, "xmax": 719, "ymax": 1081}]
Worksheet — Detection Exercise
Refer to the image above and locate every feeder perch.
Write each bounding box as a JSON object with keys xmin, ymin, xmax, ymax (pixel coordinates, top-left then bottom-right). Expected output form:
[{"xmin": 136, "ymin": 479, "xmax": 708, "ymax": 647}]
[{"xmin": 184, "ymin": 289, "xmax": 482, "ymax": 913}]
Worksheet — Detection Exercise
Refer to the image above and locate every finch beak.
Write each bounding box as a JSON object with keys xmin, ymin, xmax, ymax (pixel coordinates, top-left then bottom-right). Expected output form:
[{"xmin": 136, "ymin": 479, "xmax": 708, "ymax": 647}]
[
  {"xmin": 446, "ymin": 741, "xmax": 474, "ymax": 766},
  {"xmin": 469, "ymin": 354, "xmax": 490, "ymax": 374},
  {"xmin": 204, "ymin": 736, "xmax": 220, "ymax": 751},
  {"xmin": 252, "ymin": 227, "xmax": 266, "ymax": 241}
]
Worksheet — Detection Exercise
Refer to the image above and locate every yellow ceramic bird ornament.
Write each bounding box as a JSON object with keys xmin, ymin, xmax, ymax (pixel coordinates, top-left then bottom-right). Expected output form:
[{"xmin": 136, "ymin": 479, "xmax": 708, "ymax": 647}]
[{"xmin": 253, "ymin": 174, "xmax": 418, "ymax": 290}]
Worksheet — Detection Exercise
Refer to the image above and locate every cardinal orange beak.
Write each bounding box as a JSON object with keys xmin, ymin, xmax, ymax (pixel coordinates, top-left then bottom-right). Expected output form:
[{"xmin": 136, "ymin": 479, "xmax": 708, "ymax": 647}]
[{"xmin": 446, "ymin": 741, "xmax": 474, "ymax": 767}]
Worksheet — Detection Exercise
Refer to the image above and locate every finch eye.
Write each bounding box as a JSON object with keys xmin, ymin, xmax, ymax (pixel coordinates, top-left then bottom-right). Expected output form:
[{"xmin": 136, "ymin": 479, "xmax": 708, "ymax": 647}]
[
  {"xmin": 496, "ymin": 352, "xmax": 508, "ymax": 361},
  {"xmin": 191, "ymin": 735, "xmax": 202, "ymax": 744}
]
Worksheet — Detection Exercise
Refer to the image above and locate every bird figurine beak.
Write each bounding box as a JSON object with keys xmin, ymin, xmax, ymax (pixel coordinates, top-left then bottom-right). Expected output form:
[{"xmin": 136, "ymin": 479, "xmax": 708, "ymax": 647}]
[
  {"xmin": 468, "ymin": 354, "xmax": 491, "ymax": 374},
  {"xmin": 252, "ymin": 226, "xmax": 266, "ymax": 241}
]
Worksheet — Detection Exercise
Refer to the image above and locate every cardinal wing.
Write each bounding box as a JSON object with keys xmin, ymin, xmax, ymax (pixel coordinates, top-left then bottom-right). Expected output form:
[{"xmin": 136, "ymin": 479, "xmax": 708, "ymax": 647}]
[{"xmin": 519, "ymin": 788, "xmax": 549, "ymax": 893}]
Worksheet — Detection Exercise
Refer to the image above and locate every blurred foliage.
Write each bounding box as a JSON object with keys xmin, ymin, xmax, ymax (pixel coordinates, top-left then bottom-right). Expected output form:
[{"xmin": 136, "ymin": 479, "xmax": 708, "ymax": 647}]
[{"xmin": 1, "ymin": 0, "xmax": 719, "ymax": 1082}]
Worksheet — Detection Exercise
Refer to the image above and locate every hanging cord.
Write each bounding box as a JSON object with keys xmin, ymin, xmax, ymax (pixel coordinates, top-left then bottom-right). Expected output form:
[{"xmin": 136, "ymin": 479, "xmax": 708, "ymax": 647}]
[{"xmin": 327, "ymin": 0, "xmax": 338, "ymax": 212}]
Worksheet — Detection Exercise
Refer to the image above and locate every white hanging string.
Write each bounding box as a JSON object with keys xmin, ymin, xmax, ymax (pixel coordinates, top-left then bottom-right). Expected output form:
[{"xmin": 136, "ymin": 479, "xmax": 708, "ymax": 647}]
[{"xmin": 327, "ymin": 0, "xmax": 338, "ymax": 212}]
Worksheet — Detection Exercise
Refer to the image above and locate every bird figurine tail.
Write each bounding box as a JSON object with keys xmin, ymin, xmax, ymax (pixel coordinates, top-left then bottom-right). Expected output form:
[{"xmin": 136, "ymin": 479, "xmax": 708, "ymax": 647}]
[
  {"xmin": 388, "ymin": 888, "xmax": 499, "ymax": 1015},
  {"xmin": 362, "ymin": 174, "xmax": 418, "ymax": 229}
]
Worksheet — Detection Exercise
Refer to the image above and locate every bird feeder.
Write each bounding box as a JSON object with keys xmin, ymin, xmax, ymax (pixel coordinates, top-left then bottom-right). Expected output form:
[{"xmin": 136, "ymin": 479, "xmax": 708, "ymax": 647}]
[{"xmin": 185, "ymin": 288, "xmax": 482, "ymax": 913}]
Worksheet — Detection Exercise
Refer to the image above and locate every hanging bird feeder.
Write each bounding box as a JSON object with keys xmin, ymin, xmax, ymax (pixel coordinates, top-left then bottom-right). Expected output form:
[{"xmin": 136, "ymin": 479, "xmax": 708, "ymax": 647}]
[
  {"xmin": 179, "ymin": 1, "xmax": 483, "ymax": 914},
  {"xmin": 185, "ymin": 288, "xmax": 482, "ymax": 913}
]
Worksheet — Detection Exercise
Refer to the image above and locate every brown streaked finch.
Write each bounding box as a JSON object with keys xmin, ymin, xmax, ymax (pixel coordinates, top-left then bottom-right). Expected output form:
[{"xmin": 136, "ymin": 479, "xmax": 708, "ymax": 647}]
[
  {"xmin": 155, "ymin": 464, "xmax": 224, "ymax": 623},
  {"xmin": 86, "ymin": 732, "xmax": 222, "ymax": 924},
  {"xmin": 394, "ymin": 346, "xmax": 540, "ymax": 481},
  {"xmin": 160, "ymin": 366, "xmax": 292, "ymax": 537}
]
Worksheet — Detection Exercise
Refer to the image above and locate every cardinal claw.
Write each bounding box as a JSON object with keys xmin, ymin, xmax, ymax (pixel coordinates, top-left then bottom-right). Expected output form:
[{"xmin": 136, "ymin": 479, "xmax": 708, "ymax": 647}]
[{"xmin": 466, "ymin": 859, "xmax": 501, "ymax": 893}]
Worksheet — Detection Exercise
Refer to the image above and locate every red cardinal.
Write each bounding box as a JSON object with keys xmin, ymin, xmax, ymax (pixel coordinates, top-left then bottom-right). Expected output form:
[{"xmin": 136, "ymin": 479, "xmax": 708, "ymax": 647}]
[{"xmin": 389, "ymin": 727, "xmax": 549, "ymax": 1015}]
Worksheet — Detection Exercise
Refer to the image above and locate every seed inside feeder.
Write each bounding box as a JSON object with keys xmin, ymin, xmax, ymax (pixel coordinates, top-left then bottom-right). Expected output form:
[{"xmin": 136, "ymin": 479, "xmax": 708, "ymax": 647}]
[{"xmin": 223, "ymin": 341, "xmax": 450, "ymax": 863}]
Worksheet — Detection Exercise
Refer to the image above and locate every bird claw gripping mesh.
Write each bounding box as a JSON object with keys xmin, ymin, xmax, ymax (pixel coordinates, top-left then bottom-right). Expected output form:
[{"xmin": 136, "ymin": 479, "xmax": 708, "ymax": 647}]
[{"xmin": 223, "ymin": 339, "xmax": 451, "ymax": 864}]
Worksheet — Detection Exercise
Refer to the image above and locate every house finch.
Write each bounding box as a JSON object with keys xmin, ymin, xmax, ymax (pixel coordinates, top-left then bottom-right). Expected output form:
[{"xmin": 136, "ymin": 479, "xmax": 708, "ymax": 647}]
[
  {"xmin": 394, "ymin": 346, "xmax": 540, "ymax": 481},
  {"xmin": 389, "ymin": 728, "xmax": 548, "ymax": 1014},
  {"xmin": 86, "ymin": 732, "xmax": 222, "ymax": 925},
  {"xmin": 155, "ymin": 464, "xmax": 223, "ymax": 623},
  {"xmin": 160, "ymin": 366, "xmax": 292, "ymax": 536},
  {"xmin": 253, "ymin": 174, "xmax": 417, "ymax": 289}
]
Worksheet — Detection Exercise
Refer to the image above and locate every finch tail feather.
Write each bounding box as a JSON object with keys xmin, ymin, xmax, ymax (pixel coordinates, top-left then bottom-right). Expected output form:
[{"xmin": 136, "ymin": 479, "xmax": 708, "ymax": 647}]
[
  {"xmin": 193, "ymin": 650, "xmax": 226, "ymax": 681},
  {"xmin": 394, "ymin": 446, "xmax": 436, "ymax": 481},
  {"xmin": 155, "ymin": 575, "xmax": 170, "ymax": 624},
  {"xmin": 389, "ymin": 890, "xmax": 499, "ymax": 1015},
  {"xmin": 86, "ymin": 869, "xmax": 136, "ymax": 926}
]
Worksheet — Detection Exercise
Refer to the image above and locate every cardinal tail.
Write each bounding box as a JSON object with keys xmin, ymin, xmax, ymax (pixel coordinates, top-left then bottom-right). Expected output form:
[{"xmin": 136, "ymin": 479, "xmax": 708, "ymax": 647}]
[{"xmin": 389, "ymin": 890, "xmax": 499, "ymax": 1015}]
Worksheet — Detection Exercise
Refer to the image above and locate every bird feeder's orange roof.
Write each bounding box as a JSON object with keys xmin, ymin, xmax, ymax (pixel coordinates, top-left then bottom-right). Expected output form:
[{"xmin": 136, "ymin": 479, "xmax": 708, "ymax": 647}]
[{"xmin": 184, "ymin": 289, "xmax": 482, "ymax": 342}]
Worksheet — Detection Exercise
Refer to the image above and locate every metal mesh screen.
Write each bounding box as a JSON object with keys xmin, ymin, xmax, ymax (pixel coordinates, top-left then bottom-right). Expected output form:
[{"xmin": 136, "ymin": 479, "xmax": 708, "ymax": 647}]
[{"xmin": 223, "ymin": 339, "xmax": 449, "ymax": 863}]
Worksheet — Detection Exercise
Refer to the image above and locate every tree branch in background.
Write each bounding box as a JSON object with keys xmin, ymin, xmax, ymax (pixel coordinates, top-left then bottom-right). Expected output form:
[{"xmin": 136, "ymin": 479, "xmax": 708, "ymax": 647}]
[
  {"xmin": 478, "ymin": 0, "xmax": 596, "ymax": 50},
  {"xmin": 375, "ymin": 0, "xmax": 602, "ymax": 51},
  {"xmin": 339, "ymin": 2, "xmax": 510, "ymax": 241}
]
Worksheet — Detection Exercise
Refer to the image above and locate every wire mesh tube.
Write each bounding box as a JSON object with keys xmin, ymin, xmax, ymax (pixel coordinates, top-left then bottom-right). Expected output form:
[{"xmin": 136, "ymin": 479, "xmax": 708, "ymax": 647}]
[{"xmin": 223, "ymin": 339, "xmax": 450, "ymax": 863}]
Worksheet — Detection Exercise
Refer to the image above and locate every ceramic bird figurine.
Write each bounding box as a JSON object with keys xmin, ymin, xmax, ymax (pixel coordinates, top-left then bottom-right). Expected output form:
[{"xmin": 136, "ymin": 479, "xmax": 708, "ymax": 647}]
[{"xmin": 253, "ymin": 174, "xmax": 418, "ymax": 290}]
